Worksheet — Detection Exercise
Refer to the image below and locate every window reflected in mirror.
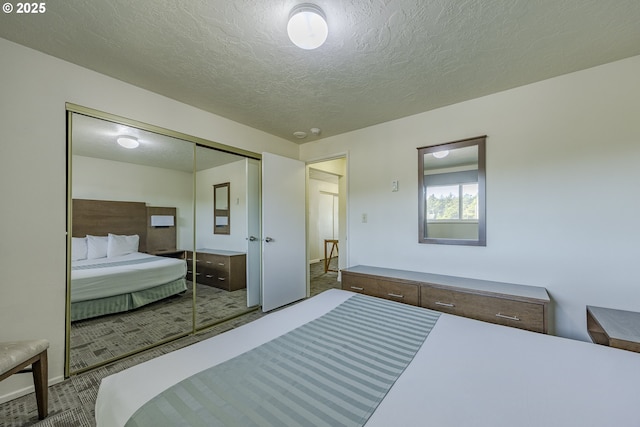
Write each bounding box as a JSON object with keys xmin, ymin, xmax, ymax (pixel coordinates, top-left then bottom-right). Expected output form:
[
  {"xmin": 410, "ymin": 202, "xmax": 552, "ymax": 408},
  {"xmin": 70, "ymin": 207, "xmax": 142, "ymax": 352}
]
[{"xmin": 418, "ymin": 136, "xmax": 486, "ymax": 246}]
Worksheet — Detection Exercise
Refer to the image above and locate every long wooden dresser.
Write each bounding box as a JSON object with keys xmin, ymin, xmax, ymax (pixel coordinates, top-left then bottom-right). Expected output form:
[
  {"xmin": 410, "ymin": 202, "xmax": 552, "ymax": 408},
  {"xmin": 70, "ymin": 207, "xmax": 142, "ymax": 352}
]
[
  {"xmin": 341, "ymin": 265, "xmax": 551, "ymax": 334},
  {"xmin": 186, "ymin": 249, "xmax": 246, "ymax": 291}
]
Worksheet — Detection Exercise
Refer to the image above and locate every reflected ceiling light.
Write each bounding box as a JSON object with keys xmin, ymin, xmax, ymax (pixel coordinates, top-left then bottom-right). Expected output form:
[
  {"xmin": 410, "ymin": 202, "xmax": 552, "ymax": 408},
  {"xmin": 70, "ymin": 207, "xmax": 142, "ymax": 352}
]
[
  {"xmin": 117, "ymin": 136, "xmax": 139, "ymax": 149},
  {"xmin": 432, "ymin": 150, "xmax": 449, "ymax": 159},
  {"xmin": 287, "ymin": 4, "xmax": 328, "ymax": 50}
]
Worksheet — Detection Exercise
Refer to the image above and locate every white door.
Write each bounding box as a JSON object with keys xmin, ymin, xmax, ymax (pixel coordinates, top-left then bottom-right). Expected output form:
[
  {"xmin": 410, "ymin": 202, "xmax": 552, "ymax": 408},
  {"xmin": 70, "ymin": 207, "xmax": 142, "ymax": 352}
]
[
  {"xmin": 246, "ymin": 158, "xmax": 261, "ymax": 307},
  {"xmin": 261, "ymin": 152, "xmax": 306, "ymax": 312}
]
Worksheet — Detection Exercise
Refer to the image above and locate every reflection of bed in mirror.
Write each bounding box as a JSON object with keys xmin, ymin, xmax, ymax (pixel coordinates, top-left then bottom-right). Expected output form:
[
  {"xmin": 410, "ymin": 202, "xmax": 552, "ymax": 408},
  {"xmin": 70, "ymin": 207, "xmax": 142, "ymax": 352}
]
[{"xmin": 71, "ymin": 199, "xmax": 187, "ymax": 321}]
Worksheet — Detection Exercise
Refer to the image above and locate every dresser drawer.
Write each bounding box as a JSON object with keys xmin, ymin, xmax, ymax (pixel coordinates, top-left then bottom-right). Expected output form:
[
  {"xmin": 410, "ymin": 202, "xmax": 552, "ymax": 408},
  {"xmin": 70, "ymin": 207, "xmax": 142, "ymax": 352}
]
[
  {"xmin": 198, "ymin": 267, "xmax": 227, "ymax": 286},
  {"xmin": 420, "ymin": 286, "xmax": 465, "ymax": 314},
  {"xmin": 202, "ymin": 254, "xmax": 229, "ymax": 270},
  {"xmin": 186, "ymin": 250, "xmax": 246, "ymax": 291},
  {"xmin": 471, "ymin": 296, "xmax": 545, "ymax": 333},
  {"xmin": 422, "ymin": 286, "xmax": 545, "ymax": 333},
  {"xmin": 342, "ymin": 273, "xmax": 380, "ymax": 296},
  {"xmin": 374, "ymin": 280, "xmax": 419, "ymax": 306}
]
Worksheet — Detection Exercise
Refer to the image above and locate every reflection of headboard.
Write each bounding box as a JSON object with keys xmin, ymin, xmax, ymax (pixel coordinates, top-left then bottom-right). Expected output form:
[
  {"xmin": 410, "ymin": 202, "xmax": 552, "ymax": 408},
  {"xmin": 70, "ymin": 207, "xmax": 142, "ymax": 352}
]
[
  {"xmin": 72, "ymin": 199, "xmax": 148, "ymax": 253},
  {"xmin": 146, "ymin": 206, "xmax": 177, "ymax": 253}
]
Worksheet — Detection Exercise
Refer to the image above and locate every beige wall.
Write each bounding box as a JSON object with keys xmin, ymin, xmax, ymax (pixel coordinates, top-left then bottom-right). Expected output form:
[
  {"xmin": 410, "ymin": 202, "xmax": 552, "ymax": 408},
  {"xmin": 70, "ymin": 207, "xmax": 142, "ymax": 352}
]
[
  {"xmin": 301, "ymin": 54, "xmax": 640, "ymax": 342},
  {"xmin": 0, "ymin": 38, "xmax": 297, "ymax": 403},
  {"xmin": 73, "ymin": 155, "xmax": 195, "ymax": 249},
  {"xmin": 195, "ymin": 159, "xmax": 249, "ymax": 252}
]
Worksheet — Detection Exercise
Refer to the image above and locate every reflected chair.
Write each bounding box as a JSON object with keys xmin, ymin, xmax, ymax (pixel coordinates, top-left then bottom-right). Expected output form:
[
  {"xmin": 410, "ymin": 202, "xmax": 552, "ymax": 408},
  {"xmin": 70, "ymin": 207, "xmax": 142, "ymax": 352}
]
[{"xmin": 0, "ymin": 340, "xmax": 49, "ymax": 419}]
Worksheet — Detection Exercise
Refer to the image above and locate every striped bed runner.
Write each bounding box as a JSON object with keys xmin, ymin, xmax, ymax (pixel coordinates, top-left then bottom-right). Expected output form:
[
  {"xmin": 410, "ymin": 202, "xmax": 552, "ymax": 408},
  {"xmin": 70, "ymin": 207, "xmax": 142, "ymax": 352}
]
[
  {"xmin": 72, "ymin": 257, "xmax": 163, "ymax": 270},
  {"xmin": 125, "ymin": 294, "xmax": 441, "ymax": 427}
]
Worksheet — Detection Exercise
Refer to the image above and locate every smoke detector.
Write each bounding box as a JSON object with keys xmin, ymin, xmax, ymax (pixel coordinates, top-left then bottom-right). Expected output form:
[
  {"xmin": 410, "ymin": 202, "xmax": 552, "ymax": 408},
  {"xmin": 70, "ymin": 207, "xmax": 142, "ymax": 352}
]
[{"xmin": 293, "ymin": 131, "xmax": 307, "ymax": 139}]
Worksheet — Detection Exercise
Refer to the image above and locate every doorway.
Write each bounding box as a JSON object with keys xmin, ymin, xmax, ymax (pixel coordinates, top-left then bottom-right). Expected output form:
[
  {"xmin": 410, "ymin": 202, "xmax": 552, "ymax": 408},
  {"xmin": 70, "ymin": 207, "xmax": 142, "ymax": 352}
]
[{"xmin": 307, "ymin": 156, "xmax": 347, "ymax": 295}]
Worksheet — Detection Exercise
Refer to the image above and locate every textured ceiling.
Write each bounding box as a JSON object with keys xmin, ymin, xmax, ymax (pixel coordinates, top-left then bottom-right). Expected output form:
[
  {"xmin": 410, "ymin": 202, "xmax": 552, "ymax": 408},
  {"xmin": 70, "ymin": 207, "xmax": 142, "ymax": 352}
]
[
  {"xmin": 72, "ymin": 113, "xmax": 246, "ymax": 172},
  {"xmin": 2, "ymin": 0, "xmax": 640, "ymax": 143}
]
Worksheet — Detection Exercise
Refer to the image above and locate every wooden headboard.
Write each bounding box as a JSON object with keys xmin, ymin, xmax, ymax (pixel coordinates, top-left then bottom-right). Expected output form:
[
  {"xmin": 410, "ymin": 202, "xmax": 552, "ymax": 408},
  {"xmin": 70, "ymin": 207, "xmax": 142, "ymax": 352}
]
[{"xmin": 72, "ymin": 199, "xmax": 148, "ymax": 253}]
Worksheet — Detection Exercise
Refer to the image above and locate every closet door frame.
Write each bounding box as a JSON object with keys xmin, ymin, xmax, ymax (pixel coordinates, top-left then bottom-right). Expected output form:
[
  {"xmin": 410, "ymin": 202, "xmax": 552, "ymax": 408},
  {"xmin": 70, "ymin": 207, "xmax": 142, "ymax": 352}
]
[{"xmin": 64, "ymin": 103, "xmax": 261, "ymax": 377}]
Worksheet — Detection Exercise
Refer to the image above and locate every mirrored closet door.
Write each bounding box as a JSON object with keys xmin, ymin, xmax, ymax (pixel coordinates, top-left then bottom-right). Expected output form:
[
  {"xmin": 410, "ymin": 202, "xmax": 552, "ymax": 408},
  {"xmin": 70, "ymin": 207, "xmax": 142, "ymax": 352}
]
[
  {"xmin": 66, "ymin": 106, "xmax": 261, "ymax": 375},
  {"xmin": 192, "ymin": 146, "xmax": 259, "ymax": 330}
]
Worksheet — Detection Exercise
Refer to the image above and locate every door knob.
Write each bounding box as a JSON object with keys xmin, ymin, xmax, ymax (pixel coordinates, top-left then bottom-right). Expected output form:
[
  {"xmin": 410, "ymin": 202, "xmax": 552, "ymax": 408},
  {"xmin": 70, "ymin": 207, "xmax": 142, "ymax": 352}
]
[
  {"xmin": 248, "ymin": 236, "xmax": 258, "ymax": 241},
  {"xmin": 265, "ymin": 237, "xmax": 274, "ymax": 243}
]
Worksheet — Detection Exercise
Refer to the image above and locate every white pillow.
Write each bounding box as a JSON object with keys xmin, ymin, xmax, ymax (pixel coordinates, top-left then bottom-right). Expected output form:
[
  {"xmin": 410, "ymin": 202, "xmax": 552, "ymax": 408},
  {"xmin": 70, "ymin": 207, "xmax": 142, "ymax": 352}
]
[
  {"xmin": 71, "ymin": 237, "xmax": 88, "ymax": 261},
  {"xmin": 87, "ymin": 235, "xmax": 109, "ymax": 259},
  {"xmin": 107, "ymin": 233, "xmax": 139, "ymax": 258}
]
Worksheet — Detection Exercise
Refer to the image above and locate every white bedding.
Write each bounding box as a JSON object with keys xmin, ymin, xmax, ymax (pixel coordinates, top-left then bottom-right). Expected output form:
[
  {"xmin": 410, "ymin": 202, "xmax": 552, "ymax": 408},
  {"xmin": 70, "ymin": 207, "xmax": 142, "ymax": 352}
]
[
  {"xmin": 71, "ymin": 252, "xmax": 187, "ymax": 302},
  {"xmin": 96, "ymin": 289, "xmax": 640, "ymax": 427}
]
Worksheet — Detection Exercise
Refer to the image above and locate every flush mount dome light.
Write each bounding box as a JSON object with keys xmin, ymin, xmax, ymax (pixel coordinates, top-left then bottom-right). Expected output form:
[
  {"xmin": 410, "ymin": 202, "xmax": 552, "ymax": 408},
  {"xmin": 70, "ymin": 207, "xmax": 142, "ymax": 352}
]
[
  {"xmin": 432, "ymin": 150, "xmax": 449, "ymax": 159},
  {"xmin": 287, "ymin": 4, "xmax": 328, "ymax": 50},
  {"xmin": 117, "ymin": 136, "xmax": 139, "ymax": 149}
]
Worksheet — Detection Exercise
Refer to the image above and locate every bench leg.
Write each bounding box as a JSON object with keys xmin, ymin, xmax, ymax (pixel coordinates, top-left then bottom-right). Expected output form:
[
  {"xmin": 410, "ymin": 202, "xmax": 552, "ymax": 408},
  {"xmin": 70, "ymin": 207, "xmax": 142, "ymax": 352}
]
[{"xmin": 31, "ymin": 350, "xmax": 48, "ymax": 419}]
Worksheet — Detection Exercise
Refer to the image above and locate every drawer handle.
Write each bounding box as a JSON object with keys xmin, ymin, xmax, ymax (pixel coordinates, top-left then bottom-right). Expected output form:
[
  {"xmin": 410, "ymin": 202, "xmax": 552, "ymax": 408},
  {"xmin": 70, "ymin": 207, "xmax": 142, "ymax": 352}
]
[
  {"xmin": 206, "ymin": 261, "xmax": 212, "ymax": 264},
  {"xmin": 435, "ymin": 301, "xmax": 455, "ymax": 308},
  {"xmin": 388, "ymin": 293, "xmax": 404, "ymax": 299},
  {"xmin": 194, "ymin": 272, "xmax": 201, "ymax": 276},
  {"xmin": 496, "ymin": 313, "xmax": 520, "ymax": 321},
  {"xmin": 218, "ymin": 277, "xmax": 226, "ymax": 281},
  {"xmin": 206, "ymin": 275, "xmax": 213, "ymax": 278},
  {"xmin": 350, "ymin": 286, "xmax": 364, "ymax": 291},
  {"xmin": 218, "ymin": 263, "xmax": 225, "ymax": 266}
]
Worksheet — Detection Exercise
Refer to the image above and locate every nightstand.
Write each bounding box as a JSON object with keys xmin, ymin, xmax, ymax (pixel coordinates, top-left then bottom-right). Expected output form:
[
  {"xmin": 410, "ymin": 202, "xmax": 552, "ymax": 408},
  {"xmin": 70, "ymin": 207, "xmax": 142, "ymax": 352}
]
[
  {"xmin": 586, "ymin": 305, "xmax": 640, "ymax": 353},
  {"xmin": 150, "ymin": 249, "xmax": 185, "ymax": 259}
]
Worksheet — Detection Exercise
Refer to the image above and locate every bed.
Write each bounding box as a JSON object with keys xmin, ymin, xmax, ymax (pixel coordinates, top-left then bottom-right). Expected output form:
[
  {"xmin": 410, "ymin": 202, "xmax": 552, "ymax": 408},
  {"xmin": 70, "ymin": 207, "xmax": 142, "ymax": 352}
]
[
  {"xmin": 71, "ymin": 199, "xmax": 187, "ymax": 321},
  {"xmin": 71, "ymin": 249, "xmax": 187, "ymax": 321},
  {"xmin": 95, "ymin": 289, "xmax": 640, "ymax": 426}
]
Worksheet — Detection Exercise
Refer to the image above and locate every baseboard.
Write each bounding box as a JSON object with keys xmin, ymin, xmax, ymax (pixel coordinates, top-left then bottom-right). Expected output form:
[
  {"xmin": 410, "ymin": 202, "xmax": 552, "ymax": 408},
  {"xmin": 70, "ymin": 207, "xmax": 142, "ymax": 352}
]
[{"xmin": 0, "ymin": 375, "xmax": 64, "ymax": 405}]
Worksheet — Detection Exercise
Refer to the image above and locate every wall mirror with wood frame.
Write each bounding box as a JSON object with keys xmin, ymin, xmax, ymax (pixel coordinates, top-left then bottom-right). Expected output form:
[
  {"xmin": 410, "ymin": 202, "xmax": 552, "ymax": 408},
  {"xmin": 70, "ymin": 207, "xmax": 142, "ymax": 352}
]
[
  {"xmin": 66, "ymin": 105, "xmax": 261, "ymax": 376},
  {"xmin": 214, "ymin": 182, "xmax": 230, "ymax": 234},
  {"xmin": 418, "ymin": 136, "xmax": 486, "ymax": 246}
]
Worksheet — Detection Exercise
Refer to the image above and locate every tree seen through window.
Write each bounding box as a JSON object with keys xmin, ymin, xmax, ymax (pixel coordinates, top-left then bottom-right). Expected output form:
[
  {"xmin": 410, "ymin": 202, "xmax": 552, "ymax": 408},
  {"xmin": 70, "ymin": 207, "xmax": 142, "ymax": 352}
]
[{"xmin": 426, "ymin": 183, "xmax": 478, "ymax": 220}]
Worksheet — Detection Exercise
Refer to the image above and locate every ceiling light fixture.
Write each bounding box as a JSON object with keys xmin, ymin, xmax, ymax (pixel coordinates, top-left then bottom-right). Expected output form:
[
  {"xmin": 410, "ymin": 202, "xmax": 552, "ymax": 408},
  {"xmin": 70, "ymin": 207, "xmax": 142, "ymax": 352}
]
[
  {"xmin": 432, "ymin": 150, "xmax": 449, "ymax": 159},
  {"xmin": 287, "ymin": 4, "xmax": 328, "ymax": 50},
  {"xmin": 117, "ymin": 136, "xmax": 139, "ymax": 149}
]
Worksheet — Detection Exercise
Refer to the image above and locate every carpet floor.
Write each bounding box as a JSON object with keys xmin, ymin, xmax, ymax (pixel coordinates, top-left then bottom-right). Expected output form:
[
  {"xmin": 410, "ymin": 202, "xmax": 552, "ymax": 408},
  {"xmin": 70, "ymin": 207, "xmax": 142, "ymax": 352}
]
[
  {"xmin": 0, "ymin": 261, "xmax": 339, "ymax": 427},
  {"xmin": 70, "ymin": 282, "xmax": 249, "ymax": 372}
]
